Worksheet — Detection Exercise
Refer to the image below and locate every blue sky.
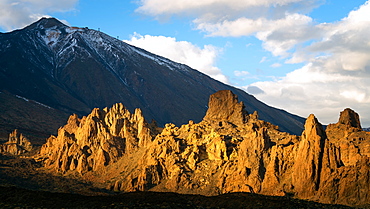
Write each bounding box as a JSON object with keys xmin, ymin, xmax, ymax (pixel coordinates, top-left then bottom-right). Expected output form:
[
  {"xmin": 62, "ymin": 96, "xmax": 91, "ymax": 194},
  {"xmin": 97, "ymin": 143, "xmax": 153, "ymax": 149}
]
[{"xmin": 0, "ymin": 0, "xmax": 370, "ymax": 127}]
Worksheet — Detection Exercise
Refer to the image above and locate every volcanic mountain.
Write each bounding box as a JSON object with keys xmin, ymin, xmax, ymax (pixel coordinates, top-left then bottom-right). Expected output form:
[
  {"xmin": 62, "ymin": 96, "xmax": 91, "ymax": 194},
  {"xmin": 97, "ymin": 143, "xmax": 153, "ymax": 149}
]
[{"xmin": 0, "ymin": 17, "xmax": 305, "ymax": 141}]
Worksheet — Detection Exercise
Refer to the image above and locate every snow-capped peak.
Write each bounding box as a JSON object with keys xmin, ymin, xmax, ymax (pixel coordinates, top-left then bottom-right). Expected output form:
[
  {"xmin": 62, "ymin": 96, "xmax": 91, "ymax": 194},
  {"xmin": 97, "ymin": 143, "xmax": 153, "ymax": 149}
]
[{"xmin": 26, "ymin": 17, "xmax": 67, "ymax": 30}]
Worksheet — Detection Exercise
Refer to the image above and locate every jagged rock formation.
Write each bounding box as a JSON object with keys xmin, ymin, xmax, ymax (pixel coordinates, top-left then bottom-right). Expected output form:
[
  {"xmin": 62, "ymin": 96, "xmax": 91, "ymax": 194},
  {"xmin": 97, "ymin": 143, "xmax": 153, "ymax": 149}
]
[
  {"xmin": 116, "ymin": 95, "xmax": 299, "ymax": 195},
  {"xmin": 38, "ymin": 90, "xmax": 370, "ymax": 207},
  {"xmin": 316, "ymin": 108, "xmax": 370, "ymax": 206},
  {"xmin": 291, "ymin": 114, "xmax": 326, "ymax": 198},
  {"xmin": 39, "ymin": 103, "xmax": 156, "ymax": 173},
  {"xmin": 338, "ymin": 108, "xmax": 362, "ymax": 129},
  {"xmin": 0, "ymin": 129, "xmax": 32, "ymax": 155},
  {"xmin": 203, "ymin": 90, "xmax": 247, "ymax": 125}
]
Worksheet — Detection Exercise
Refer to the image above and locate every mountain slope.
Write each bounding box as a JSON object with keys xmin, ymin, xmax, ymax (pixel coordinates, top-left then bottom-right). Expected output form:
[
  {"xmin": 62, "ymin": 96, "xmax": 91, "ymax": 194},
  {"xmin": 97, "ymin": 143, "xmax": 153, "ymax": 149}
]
[{"xmin": 0, "ymin": 17, "xmax": 305, "ymax": 137}]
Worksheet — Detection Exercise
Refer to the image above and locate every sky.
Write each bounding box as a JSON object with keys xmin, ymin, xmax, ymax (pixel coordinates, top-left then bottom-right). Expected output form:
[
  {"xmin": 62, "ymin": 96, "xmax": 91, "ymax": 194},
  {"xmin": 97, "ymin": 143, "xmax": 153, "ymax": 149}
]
[{"xmin": 0, "ymin": 0, "xmax": 370, "ymax": 127}]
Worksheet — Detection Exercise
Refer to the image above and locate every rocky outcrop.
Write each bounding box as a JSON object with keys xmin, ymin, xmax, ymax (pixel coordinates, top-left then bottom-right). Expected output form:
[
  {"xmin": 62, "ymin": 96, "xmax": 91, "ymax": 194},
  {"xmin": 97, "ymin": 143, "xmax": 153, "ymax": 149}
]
[
  {"xmin": 39, "ymin": 103, "xmax": 156, "ymax": 173},
  {"xmin": 316, "ymin": 108, "xmax": 370, "ymax": 206},
  {"xmin": 338, "ymin": 108, "xmax": 362, "ymax": 129},
  {"xmin": 292, "ymin": 114, "xmax": 326, "ymax": 198},
  {"xmin": 0, "ymin": 129, "xmax": 32, "ymax": 155},
  {"xmin": 111, "ymin": 90, "xmax": 300, "ymax": 196},
  {"xmin": 203, "ymin": 90, "xmax": 247, "ymax": 126},
  {"xmin": 108, "ymin": 92, "xmax": 370, "ymax": 207},
  {"xmin": 38, "ymin": 90, "xmax": 370, "ymax": 207}
]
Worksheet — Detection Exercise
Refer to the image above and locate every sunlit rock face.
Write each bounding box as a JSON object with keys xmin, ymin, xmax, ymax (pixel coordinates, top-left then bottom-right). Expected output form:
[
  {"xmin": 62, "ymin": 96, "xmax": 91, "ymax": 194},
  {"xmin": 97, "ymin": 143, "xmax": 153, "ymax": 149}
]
[
  {"xmin": 115, "ymin": 90, "xmax": 300, "ymax": 195},
  {"xmin": 39, "ymin": 103, "xmax": 157, "ymax": 174},
  {"xmin": 291, "ymin": 114, "xmax": 326, "ymax": 198},
  {"xmin": 38, "ymin": 90, "xmax": 370, "ymax": 207},
  {"xmin": 203, "ymin": 90, "xmax": 247, "ymax": 126},
  {"xmin": 0, "ymin": 129, "xmax": 33, "ymax": 155},
  {"xmin": 317, "ymin": 108, "xmax": 370, "ymax": 206},
  {"xmin": 338, "ymin": 108, "xmax": 362, "ymax": 129}
]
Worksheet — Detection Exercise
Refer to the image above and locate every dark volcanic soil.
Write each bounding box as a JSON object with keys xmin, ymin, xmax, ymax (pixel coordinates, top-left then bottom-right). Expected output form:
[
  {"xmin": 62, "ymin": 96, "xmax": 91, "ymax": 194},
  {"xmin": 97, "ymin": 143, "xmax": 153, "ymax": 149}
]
[{"xmin": 0, "ymin": 186, "xmax": 353, "ymax": 209}]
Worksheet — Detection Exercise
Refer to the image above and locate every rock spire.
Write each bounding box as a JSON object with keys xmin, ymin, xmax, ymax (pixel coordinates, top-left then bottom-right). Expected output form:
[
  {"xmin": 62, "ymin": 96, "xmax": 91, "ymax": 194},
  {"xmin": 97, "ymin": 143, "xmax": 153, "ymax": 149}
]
[
  {"xmin": 338, "ymin": 108, "xmax": 362, "ymax": 129},
  {"xmin": 203, "ymin": 90, "xmax": 247, "ymax": 126},
  {"xmin": 39, "ymin": 103, "xmax": 156, "ymax": 173},
  {"xmin": 0, "ymin": 129, "xmax": 33, "ymax": 155}
]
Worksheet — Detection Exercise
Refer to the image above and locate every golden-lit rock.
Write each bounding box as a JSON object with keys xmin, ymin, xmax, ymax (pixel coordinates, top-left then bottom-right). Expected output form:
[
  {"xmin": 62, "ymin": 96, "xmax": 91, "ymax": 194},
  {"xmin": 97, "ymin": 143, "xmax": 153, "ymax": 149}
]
[
  {"xmin": 39, "ymin": 103, "xmax": 156, "ymax": 173},
  {"xmin": 338, "ymin": 108, "xmax": 362, "ymax": 129},
  {"xmin": 292, "ymin": 114, "xmax": 326, "ymax": 198},
  {"xmin": 36, "ymin": 92, "xmax": 370, "ymax": 207},
  {"xmin": 203, "ymin": 90, "xmax": 247, "ymax": 126},
  {"xmin": 0, "ymin": 129, "xmax": 32, "ymax": 155},
  {"xmin": 316, "ymin": 108, "xmax": 370, "ymax": 206},
  {"xmin": 114, "ymin": 90, "xmax": 300, "ymax": 197}
]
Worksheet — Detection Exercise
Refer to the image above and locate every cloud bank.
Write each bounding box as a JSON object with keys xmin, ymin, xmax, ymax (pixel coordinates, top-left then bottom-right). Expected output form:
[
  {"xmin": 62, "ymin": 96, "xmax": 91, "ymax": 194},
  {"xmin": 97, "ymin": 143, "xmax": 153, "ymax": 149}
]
[
  {"xmin": 0, "ymin": 0, "xmax": 78, "ymax": 31},
  {"xmin": 248, "ymin": 2, "xmax": 370, "ymax": 125},
  {"xmin": 137, "ymin": 0, "xmax": 370, "ymax": 126},
  {"xmin": 125, "ymin": 33, "xmax": 228, "ymax": 83}
]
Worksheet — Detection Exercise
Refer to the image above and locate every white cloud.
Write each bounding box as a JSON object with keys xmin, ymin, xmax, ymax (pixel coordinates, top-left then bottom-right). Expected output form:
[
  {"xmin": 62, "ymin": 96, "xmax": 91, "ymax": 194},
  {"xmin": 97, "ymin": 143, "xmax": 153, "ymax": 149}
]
[
  {"xmin": 0, "ymin": 0, "xmax": 78, "ymax": 31},
  {"xmin": 270, "ymin": 63, "xmax": 282, "ymax": 68},
  {"xmin": 247, "ymin": 2, "xmax": 370, "ymax": 126},
  {"xmin": 247, "ymin": 63, "xmax": 370, "ymax": 125},
  {"xmin": 124, "ymin": 33, "xmax": 228, "ymax": 83},
  {"xmin": 136, "ymin": 0, "xmax": 318, "ymax": 21},
  {"xmin": 234, "ymin": 70, "xmax": 250, "ymax": 77},
  {"xmin": 259, "ymin": 56, "xmax": 267, "ymax": 63},
  {"xmin": 137, "ymin": 0, "xmax": 321, "ymax": 58},
  {"xmin": 195, "ymin": 13, "xmax": 318, "ymax": 57},
  {"xmin": 340, "ymin": 90, "xmax": 366, "ymax": 103}
]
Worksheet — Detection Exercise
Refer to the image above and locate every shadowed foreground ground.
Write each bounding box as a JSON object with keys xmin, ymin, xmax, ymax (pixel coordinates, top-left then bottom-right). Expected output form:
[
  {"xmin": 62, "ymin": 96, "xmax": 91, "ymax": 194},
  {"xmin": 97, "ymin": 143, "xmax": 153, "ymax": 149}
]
[{"xmin": 0, "ymin": 186, "xmax": 352, "ymax": 209}]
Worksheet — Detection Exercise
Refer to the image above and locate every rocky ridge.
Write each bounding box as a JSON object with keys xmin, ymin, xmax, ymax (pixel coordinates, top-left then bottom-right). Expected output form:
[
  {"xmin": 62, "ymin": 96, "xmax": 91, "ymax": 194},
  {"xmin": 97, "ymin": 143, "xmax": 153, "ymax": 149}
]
[
  {"xmin": 39, "ymin": 103, "xmax": 157, "ymax": 173},
  {"xmin": 37, "ymin": 90, "xmax": 370, "ymax": 207}
]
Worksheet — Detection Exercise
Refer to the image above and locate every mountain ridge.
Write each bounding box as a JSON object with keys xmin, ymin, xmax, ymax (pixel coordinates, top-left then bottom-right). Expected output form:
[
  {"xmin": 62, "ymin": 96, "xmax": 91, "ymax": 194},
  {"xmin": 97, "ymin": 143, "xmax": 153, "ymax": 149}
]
[{"xmin": 0, "ymin": 17, "xmax": 305, "ymax": 140}]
